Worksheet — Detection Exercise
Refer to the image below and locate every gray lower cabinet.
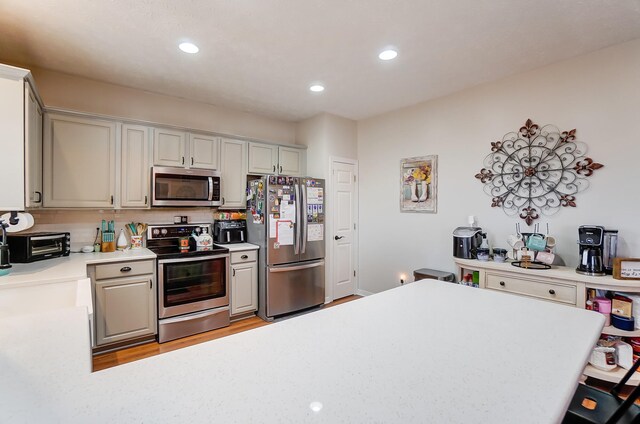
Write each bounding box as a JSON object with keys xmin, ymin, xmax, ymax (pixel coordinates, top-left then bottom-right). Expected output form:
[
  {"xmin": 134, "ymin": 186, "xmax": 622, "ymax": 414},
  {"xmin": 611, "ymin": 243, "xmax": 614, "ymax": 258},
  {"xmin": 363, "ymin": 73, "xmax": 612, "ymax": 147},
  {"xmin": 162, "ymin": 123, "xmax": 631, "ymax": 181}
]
[
  {"xmin": 89, "ymin": 259, "xmax": 157, "ymax": 347},
  {"xmin": 230, "ymin": 250, "xmax": 258, "ymax": 316}
]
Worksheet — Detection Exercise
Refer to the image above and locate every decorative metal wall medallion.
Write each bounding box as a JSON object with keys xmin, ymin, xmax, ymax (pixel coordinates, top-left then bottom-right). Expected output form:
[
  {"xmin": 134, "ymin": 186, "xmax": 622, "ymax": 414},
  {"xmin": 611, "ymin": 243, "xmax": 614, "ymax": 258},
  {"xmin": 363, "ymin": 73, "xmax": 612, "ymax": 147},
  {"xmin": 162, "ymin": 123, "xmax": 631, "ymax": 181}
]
[{"xmin": 475, "ymin": 119, "xmax": 603, "ymax": 225}]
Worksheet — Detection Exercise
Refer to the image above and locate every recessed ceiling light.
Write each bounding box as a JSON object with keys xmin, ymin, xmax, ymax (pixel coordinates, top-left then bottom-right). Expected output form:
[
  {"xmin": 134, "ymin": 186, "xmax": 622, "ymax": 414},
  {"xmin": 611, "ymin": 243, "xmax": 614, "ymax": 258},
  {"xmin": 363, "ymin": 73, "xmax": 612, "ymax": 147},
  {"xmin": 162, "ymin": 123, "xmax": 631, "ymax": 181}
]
[
  {"xmin": 378, "ymin": 49, "xmax": 398, "ymax": 61},
  {"xmin": 309, "ymin": 84, "xmax": 325, "ymax": 92},
  {"xmin": 179, "ymin": 42, "xmax": 199, "ymax": 54}
]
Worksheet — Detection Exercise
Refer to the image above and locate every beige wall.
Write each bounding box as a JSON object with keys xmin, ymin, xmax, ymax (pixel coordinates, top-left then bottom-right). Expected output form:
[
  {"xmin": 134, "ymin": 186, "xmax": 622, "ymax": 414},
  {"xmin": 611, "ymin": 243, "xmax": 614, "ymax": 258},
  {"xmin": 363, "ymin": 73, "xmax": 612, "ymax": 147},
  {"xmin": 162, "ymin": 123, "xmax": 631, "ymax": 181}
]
[
  {"xmin": 30, "ymin": 67, "xmax": 297, "ymax": 145},
  {"xmin": 357, "ymin": 39, "xmax": 640, "ymax": 294},
  {"xmin": 296, "ymin": 112, "xmax": 357, "ymax": 179}
]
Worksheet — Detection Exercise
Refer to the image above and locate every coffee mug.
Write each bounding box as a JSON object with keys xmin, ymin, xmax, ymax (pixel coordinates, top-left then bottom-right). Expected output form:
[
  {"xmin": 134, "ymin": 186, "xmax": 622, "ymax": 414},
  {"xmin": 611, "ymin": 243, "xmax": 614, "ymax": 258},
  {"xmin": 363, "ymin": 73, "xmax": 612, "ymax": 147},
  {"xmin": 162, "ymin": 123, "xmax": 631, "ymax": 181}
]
[
  {"xmin": 507, "ymin": 234, "xmax": 525, "ymax": 250},
  {"xmin": 545, "ymin": 236, "xmax": 557, "ymax": 250},
  {"xmin": 536, "ymin": 251, "xmax": 555, "ymax": 265}
]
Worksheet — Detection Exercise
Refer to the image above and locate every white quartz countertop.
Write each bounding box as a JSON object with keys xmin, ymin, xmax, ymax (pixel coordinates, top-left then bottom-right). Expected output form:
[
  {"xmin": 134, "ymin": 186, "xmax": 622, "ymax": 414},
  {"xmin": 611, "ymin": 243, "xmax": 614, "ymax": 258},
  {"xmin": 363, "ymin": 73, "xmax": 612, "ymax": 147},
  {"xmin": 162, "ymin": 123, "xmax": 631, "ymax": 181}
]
[
  {"xmin": 0, "ymin": 249, "xmax": 156, "ymax": 288},
  {"xmin": 0, "ymin": 280, "xmax": 603, "ymax": 423},
  {"xmin": 214, "ymin": 242, "xmax": 259, "ymax": 252}
]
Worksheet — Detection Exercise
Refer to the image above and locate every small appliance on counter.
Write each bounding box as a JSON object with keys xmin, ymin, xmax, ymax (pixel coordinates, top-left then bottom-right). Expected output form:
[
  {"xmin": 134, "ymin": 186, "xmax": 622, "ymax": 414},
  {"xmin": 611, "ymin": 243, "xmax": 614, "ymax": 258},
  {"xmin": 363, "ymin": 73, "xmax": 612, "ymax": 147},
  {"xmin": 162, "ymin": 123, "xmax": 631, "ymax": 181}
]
[
  {"xmin": 7, "ymin": 232, "xmax": 70, "ymax": 263},
  {"xmin": 576, "ymin": 225, "xmax": 605, "ymax": 276},
  {"xmin": 213, "ymin": 220, "xmax": 247, "ymax": 244},
  {"xmin": 453, "ymin": 227, "xmax": 483, "ymax": 259},
  {"xmin": 603, "ymin": 229, "xmax": 619, "ymax": 275}
]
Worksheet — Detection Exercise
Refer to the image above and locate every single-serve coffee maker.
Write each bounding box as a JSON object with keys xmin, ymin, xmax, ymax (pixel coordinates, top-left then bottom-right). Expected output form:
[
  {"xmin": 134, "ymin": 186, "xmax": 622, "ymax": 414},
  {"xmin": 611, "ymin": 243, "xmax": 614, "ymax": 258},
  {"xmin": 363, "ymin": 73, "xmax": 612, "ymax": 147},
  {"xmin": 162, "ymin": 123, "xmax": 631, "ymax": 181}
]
[
  {"xmin": 453, "ymin": 227, "xmax": 483, "ymax": 259},
  {"xmin": 577, "ymin": 226, "xmax": 606, "ymax": 276}
]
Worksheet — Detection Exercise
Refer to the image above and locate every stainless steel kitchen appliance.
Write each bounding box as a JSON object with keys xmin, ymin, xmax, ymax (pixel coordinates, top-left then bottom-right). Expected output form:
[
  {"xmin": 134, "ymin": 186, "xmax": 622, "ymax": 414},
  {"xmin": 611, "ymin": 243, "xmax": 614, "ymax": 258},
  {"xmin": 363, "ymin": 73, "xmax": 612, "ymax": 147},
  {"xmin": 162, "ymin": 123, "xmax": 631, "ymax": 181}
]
[
  {"xmin": 453, "ymin": 227, "xmax": 483, "ymax": 259},
  {"xmin": 576, "ymin": 225, "xmax": 605, "ymax": 276},
  {"xmin": 603, "ymin": 229, "xmax": 619, "ymax": 275},
  {"xmin": 213, "ymin": 220, "xmax": 247, "ymax": 244},
  {"xmin": 147, "ymin": 223, "xmax": 230, "ymax": 342},
  {"xmin": 151, "ymin": 166, "xmax": 221, "ymax": 207},
  {"xmin": 247, "ymin": 176, "xmax": 325, "ymax": 321},
  {"xmin": 6, "ymin": 232, "xmax": 70, "ymax": 263}
]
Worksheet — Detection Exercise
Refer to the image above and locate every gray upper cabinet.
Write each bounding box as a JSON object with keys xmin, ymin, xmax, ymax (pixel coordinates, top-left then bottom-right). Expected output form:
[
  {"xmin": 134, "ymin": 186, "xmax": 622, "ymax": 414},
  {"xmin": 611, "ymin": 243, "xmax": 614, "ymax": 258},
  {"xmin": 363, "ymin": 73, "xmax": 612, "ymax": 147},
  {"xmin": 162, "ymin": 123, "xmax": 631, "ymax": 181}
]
[
  {"xmin": 121, "ymin": 124, "xmax": 150, "ymax": 208},
  {"xmin": 153, "ymin": 127, "xmax": 187, "ymax": 167},
  {"xmin": 220, "ymin": 138, "xmax": 248, "ymax": 209},
  {"xmin": 43, "ymin": 113, "xmax": 117, "ymax": 208},
  {"xmin": 153, "ymin": 128, "xmax": 220, "ymax": 170},
  {"xmin": 248, "ymin": 141, "xmax": 306, "ymax": 176},
  {"xmin": 248, "ymin": 142, "xmax": 278, "ymax": 174},
  {"xmin": 25, "ymin": 82, "xmax": 43, "ymax": 208},
  {"xmin": 278, "ymin": 145, "xmax": 306, "ymax": 176}
]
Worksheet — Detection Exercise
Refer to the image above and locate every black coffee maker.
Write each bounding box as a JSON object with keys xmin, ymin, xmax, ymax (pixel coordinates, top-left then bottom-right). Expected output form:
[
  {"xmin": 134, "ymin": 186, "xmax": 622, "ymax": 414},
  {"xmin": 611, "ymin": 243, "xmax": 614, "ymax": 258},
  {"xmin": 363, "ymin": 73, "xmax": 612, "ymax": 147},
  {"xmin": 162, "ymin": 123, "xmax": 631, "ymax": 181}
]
[
  {"xmin": 453, "ymin": 227, "xmax": 483, "ymax": 259},
  {"xmin": 576, "ymin": 225, "xmax": 605, "ymax": 276}
]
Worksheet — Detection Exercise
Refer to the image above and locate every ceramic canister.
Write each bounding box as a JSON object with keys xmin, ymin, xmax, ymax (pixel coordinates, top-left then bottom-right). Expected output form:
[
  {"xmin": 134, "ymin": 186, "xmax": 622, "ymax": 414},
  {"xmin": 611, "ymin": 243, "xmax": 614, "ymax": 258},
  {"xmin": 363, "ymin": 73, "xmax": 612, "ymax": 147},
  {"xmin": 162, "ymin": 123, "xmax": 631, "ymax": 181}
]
[{"xmin": 592, "ymin": 297, "xmax": 612, "ymax": 327}]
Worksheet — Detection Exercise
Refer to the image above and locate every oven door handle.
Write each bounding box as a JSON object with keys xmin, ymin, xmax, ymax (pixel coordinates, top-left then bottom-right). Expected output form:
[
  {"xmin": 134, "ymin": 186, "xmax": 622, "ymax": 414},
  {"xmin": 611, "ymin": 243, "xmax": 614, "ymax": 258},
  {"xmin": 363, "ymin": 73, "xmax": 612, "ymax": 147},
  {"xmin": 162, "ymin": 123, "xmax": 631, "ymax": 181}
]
[
  {"xmin": 30, "ymin": 235, "xmax": 65, "ymax": 241},
  {"xmin": 269, "ymin": 260, "xmax": 324, "ymax": 273},
  {"xmin": 159, "ymin": 254, "xmax": 229, "ymax": 264},
  {"xmin": 161, "ymin": 306, "xmax": 230, "ymax": 324}
]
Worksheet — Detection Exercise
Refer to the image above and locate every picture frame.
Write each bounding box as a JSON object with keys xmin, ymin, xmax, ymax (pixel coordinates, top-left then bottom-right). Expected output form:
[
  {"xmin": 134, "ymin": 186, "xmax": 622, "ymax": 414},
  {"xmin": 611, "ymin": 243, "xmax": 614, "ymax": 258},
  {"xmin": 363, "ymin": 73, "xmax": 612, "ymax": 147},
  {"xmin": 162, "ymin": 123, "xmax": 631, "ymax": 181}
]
[
  {"xmin": 400, "ymin": 155, "xmax": 438, "ymax": 213},
  {"xmin": 613, "ymin": 258, "xmax": 640, "ymax": 280}
]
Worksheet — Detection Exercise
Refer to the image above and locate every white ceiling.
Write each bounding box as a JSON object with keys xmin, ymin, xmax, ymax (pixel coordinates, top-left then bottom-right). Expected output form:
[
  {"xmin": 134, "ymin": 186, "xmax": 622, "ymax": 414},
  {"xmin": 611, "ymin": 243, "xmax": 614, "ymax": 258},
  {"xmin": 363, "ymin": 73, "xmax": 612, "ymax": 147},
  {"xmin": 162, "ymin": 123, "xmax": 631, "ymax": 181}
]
[{"xmin": 1, "ymin": 0, "xmax": 640, "ymax": 122}]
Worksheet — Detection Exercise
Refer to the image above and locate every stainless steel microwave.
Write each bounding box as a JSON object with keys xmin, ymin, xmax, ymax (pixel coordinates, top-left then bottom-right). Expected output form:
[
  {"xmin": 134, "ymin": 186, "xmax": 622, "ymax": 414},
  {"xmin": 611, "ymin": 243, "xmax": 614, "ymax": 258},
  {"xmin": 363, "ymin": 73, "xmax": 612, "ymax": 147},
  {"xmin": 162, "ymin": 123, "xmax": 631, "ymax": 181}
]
[{"xmin": 151, "ymin": 167, "xmax": 222, "ymax": 207}]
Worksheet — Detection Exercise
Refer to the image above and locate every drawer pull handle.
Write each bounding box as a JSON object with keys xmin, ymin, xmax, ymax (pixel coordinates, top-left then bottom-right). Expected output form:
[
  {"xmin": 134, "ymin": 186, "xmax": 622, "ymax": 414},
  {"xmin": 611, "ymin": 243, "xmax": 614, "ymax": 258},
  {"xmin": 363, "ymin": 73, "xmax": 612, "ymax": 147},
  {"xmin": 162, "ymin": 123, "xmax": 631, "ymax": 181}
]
[
  {"xmin": 549, "ymin": 289, "xmax": 556, "ymax": 295},
  {"xmin": 241, "ymin": 255, "xmax": 249, "ymax": 259},
  {"xmin": 120, "ymin": 266, "xmax": 132, "ymax": 272},
  {"xmin": 499, "ymin": 281, "xmax": 505, "ymax": 286}
]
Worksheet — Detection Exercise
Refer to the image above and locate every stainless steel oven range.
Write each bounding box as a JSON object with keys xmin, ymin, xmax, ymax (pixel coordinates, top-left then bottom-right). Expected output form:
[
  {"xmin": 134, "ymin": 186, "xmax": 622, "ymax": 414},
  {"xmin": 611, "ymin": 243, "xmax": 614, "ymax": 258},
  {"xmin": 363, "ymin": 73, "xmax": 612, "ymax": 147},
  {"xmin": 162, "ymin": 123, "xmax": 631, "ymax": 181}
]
[{"xmin": 147, "ymin": 223, "xmax": 230, "ymax": 343}]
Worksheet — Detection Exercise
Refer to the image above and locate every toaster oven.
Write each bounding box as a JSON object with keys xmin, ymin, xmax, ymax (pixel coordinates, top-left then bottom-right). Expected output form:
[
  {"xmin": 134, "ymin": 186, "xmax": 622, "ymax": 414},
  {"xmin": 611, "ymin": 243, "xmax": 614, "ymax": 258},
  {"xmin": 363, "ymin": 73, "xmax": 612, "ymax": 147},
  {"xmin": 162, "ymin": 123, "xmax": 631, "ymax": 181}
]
[{"xmin": 7, "ymin": 232, "xmax": 71, "ymax": 263}]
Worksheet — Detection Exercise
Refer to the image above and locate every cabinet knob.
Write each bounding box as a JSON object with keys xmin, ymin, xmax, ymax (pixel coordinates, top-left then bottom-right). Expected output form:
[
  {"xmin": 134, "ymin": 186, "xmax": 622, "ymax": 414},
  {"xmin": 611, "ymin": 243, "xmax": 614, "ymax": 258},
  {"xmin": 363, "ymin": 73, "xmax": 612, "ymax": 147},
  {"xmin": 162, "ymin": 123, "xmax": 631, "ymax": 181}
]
[
  {"xmin": 120, "ymin": 266, "xmax": 132, "ymax": 272},
  {"xmin": 549, "ymin": 289, "xmax": 556, "ymax": 295},
  {"xmin": 499, "ymin": 281, "xmax": 505, "ymax": 286},
  {"xmin": 241, "ymin": 254, "xmax": 249, "ymax": 259}
]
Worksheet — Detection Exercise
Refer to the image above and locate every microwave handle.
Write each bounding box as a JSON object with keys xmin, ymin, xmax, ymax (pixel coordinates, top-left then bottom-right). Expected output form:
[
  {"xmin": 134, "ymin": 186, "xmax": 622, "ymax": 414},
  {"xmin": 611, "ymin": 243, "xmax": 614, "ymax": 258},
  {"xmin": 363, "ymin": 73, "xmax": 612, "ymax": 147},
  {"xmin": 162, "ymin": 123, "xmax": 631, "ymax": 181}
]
[
  {"xmin": 208, "ymin": 177, "xmax": 214, "ymax": 201},
  {"xmin": 30, "ymin": 235, "xmax": 66, "ymax": 241}
]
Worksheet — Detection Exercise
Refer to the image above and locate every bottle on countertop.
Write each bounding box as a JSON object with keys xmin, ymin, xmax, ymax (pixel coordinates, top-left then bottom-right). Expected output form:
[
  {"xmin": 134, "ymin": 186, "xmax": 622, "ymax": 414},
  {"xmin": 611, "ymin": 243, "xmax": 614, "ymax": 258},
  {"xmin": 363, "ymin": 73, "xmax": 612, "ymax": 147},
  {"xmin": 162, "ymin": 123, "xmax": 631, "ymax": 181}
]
[{"xmin": 480, "ymin": 232, "xmax": 489, "ymax": 250}]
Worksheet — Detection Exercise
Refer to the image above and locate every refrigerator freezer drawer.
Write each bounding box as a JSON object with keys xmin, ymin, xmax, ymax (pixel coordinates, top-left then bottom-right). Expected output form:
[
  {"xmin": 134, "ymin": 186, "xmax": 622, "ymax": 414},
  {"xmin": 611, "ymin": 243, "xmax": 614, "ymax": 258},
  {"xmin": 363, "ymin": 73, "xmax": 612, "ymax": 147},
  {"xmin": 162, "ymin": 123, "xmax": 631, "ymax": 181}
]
[{"xmin": 267, "ymin": 260, "xmax": 325, "ymax": 318}]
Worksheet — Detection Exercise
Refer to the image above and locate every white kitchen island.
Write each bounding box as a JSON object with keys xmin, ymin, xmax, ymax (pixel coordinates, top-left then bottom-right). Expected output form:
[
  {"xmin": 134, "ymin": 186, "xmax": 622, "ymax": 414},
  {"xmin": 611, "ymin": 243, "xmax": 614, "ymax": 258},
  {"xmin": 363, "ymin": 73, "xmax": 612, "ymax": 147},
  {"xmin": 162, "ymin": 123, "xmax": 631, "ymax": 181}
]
[{"xmin": 0, "ymin": 280, "xmax": 603, "ymax": 423}]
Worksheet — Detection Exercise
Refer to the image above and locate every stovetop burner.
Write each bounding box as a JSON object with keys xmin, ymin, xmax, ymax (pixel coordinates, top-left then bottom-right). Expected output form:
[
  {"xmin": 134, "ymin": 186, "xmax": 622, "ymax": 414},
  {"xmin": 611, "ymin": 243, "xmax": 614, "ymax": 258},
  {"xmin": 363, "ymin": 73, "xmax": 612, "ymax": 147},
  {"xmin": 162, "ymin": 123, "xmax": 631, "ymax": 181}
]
[
  {"xmin": 146, "ymin": 223, "xmax": 228, "ymax": 259},
  {"xmin": 148, "ymin": 244, "xmax": 228, "ymax": 260}
]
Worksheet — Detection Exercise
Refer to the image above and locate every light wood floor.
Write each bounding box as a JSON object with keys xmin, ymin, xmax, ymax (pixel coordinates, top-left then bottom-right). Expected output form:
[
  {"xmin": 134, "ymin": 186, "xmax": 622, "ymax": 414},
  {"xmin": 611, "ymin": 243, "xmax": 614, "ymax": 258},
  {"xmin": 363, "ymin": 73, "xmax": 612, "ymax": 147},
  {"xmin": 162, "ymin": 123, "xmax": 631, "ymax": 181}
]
[{"xmin": 93, "ymin": 295, "xmax": 361, "ymax": 372}]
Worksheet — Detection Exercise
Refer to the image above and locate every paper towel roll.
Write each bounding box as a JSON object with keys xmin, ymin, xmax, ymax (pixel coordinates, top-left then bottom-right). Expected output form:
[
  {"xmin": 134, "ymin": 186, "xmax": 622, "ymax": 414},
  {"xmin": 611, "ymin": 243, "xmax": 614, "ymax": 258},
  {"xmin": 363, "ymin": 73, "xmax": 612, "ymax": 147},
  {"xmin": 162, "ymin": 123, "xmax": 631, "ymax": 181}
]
[{"xmin": 0, "ymin": 212, "xmax": 35, "ymax": 233}]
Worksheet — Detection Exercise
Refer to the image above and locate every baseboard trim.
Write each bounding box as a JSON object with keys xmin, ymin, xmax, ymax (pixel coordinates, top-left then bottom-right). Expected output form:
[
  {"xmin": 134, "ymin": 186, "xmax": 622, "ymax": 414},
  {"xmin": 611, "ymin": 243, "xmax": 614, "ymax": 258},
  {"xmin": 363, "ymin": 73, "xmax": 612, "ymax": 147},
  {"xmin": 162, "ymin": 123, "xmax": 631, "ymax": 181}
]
[{"xmin": 356, "ymin": 289, "xmax": 374, "ymax": 297}]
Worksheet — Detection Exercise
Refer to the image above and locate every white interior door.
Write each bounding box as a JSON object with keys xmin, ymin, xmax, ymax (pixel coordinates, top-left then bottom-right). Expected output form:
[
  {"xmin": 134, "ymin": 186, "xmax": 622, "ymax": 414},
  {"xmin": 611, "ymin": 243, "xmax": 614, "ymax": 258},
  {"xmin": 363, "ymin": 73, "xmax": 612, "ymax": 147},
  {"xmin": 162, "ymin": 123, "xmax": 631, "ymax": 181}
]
[{"xmin": 331, "ymin": 160, "xmax": 357, "ymax": 300}]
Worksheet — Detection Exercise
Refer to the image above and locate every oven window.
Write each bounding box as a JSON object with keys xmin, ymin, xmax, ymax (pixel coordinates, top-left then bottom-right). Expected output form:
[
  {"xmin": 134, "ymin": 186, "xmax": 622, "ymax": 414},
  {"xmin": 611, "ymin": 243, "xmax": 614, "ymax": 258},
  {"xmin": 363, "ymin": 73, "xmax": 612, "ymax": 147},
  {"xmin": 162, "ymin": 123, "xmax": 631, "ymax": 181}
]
[
  {"xmin": 155, "ymin": 174, "xmax": 210, "ymax": 200},
  {"xmin": 163, "ymin": 258, "xmax": 226, "ymax": 307}
]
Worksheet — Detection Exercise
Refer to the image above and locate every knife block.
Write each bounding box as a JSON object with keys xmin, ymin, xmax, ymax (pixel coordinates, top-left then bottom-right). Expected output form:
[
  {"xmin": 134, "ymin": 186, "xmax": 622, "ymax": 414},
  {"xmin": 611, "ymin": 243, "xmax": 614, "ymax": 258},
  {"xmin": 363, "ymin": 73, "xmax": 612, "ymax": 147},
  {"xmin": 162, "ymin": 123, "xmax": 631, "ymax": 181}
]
[{"xmin": 101, "ymin": 241, "xmax": 115, "ymax": 252}]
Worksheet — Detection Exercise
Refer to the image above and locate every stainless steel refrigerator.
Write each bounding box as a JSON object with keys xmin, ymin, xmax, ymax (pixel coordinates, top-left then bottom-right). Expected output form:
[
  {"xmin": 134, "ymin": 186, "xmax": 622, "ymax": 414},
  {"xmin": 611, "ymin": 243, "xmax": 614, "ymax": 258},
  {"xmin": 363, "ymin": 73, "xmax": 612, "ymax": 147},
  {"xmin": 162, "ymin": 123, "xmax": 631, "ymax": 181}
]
[{"xmin": 247, "ymin": 175, "xmax": 325, "ymax": 321}]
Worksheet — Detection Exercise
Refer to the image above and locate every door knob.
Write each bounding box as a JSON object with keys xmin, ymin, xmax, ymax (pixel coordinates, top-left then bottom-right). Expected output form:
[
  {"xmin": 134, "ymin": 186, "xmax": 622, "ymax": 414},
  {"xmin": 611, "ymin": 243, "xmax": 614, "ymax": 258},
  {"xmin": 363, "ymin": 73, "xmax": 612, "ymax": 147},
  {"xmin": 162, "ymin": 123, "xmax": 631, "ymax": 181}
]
[{"xmin": 334, "ymin": 235, "xmax": 344, "ymax": 240}]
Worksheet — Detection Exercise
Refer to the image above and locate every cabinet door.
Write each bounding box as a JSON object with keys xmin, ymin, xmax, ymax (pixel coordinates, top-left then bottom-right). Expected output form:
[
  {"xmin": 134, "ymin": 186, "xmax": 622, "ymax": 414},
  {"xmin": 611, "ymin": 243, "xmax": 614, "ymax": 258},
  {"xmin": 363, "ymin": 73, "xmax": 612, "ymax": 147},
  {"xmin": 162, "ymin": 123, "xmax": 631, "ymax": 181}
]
[
  {"xmin": 278, "ymin": 146, "xmax": 306, "ymax": 176},
  {"xmin": 25, "ymin": 83, "xmax": 43, "ymax": 207},
  {"xmin": 0, "ymin": 74, "xmax": 25, "ymax": 211},
  {"xmin": 153, "ymin": 127, "xmax": 186, "ymax": 167},
  {"xmin": 121, "ymin": 124, "xmax": 150, "ymax": 208},
  {"xmin": 231, "ymin": 262, "xmax": 258, "ymax": 315},
  {"xmin": 220, "ymin": 138, "xmax": 248, "ymax": 209},
  {"xmin": 189, "ymin": 133, "xmax": 220, "ymax": 170},
  {"xmin": 248, "ymin": 142, "xmax": 278, "ymax": 174},
  {"xmin": 94, "ymin": 275, "xmax": 157, "ymax": 346},
  {"xmin": 43, "ymin": 114, "xmax": 117, "ymax": 208}
]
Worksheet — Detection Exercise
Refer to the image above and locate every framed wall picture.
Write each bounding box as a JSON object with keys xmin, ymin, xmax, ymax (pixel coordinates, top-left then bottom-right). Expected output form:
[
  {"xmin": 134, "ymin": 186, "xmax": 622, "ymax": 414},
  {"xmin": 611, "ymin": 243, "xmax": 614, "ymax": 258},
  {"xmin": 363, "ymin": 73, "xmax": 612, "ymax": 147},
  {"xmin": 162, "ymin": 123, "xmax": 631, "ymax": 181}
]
[
  {"xmin": 613, "ymin": 258, "xmax": 640, "ymax": 280},
  {"xmin": 400, "ymin": 155, "xmax": 438, "ymax": 213}
]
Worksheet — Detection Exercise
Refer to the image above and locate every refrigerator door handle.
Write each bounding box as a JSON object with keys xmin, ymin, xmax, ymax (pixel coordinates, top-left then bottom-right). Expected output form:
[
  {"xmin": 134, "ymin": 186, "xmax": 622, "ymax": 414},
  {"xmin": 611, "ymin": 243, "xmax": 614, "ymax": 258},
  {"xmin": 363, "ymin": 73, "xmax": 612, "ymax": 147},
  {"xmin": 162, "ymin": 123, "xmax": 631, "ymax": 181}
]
[
  {"xmin": 269, "ymin": 260, "xmax": 324, "ymax": 273},
  {"xmin": 301, "ymin": 181, "xmax": 307, "ymax": 254},
  {"xmin": 294, "ymin": 183, "xmax": 300, "ymax": 255}
]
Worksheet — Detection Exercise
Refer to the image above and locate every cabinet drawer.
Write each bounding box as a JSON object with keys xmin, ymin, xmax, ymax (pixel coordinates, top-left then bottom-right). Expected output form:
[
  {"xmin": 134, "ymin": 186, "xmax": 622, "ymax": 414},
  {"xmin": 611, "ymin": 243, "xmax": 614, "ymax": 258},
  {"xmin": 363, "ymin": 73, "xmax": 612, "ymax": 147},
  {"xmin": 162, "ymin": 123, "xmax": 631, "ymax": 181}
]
[
  {"xmin": 231, "ymin": 250, "xmax": 257, "ymax": 264},
  {"xmin": 94, "ymin": 259, "xmax": 155, "ymax": 280},
  {"xmin": 486, "ymin": 273, "xmax": 577, "ymax": 305}
]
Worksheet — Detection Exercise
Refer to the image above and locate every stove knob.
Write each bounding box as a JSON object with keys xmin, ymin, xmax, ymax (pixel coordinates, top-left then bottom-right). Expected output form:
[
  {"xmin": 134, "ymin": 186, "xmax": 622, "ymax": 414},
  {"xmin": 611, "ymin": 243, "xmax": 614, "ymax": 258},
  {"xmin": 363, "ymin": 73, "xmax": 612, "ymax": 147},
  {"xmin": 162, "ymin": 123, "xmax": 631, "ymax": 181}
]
[
  {"xmin": 152, "ymin": 229, "xmax": 160, "ymax": 236},
  {"xmin": 161, "ymin": 228, "xmax": 168, "ymax": 236}
]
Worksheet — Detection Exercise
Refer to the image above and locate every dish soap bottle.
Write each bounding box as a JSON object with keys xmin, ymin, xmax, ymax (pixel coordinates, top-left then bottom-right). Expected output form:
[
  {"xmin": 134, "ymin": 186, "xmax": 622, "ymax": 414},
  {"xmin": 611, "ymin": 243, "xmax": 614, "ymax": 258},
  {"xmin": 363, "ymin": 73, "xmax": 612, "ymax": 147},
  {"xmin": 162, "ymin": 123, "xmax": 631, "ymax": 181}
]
[{"xmin": 116, "ymin": 229, "xmax": 128, "ymax": 250}]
